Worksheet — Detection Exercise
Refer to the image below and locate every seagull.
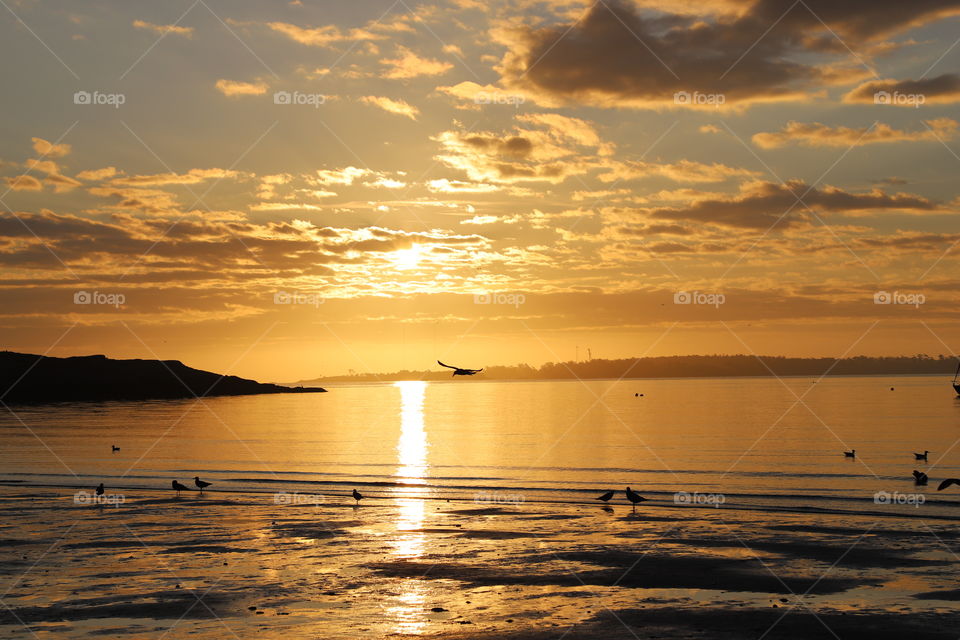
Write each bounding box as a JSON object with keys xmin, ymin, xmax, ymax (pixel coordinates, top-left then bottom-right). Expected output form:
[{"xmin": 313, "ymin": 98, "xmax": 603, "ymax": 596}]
[
  {"xmin": 352, "ymin": 489, "xmax": 363, "ymax": 505},
  {"xmin": 914, "ymin": 450, "xmax": 929, "ymax": 461},
  {"xmin": 595, "ymin": 490, "xmax": 614, "ymax": 503},
  {"xmin": 437, "ymin": 361, "xmax": 483, "ymax": 377},
  {"xmin": 625, "ymin": 487, "xmax": 647, "ymax": 511},
  {"xmin": 913, "ymin": 470, "xmax": 928, "ymax": 485},
  {"xmin": 172, "ymin": 480, "xmax": 190, "ymax": 496},
  {"xmin": 95, "ymin": 483, "xmax": 104, "ymax": 497},
  {"xmin": 937, "ymin": 478, "xmax": 960, "ymax": 491},
  {"xmin": 194, "ymin": 476, "xmax": 211, "ymax": 493},
  {"xmin": 843, "ymin": 450, "xmax": 856, "ymax": 458},
  {"xmin": 111, "ymin": 445, "xmax": 120, "ymax": 452}
]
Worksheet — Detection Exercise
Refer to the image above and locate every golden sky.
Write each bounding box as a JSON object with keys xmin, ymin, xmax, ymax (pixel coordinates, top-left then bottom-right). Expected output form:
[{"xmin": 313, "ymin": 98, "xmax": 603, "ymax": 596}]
[{"xmin": 2, "ymin": 0, "xmax": 960, "ymax": 380}]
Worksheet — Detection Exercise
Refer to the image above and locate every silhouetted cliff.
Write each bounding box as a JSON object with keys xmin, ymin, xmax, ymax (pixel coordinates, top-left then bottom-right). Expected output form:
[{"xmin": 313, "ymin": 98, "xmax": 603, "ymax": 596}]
[{"xmin": 0, "ymin": 351, "xmax": 325, "ymax": 403}]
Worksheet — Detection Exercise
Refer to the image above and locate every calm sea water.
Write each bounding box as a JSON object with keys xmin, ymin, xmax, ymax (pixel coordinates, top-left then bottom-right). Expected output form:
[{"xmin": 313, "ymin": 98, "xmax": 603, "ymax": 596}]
[{"xmin": 2, "ymin": 375, "xmax": 959, "ymax": 519}]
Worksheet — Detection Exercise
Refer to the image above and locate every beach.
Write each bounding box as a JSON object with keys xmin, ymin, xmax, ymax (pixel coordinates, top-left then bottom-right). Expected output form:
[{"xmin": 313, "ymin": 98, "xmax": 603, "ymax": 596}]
[{"xmin": 2, "ymin": 484, "xmax": 958, "ymax": 639}]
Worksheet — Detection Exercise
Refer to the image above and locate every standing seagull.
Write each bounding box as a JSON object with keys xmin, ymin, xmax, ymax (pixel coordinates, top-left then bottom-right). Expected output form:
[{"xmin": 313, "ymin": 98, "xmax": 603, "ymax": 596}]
[
  {"xmin": 172, "ymin": 480, "xmax": 190, "ymax": 497},
  {"xmin": 595, "ymin": 490, "xmax": 615, "ymax": 503},
  {"xmin": 913, "ymin": 470, "xmax": 929, "ymax": 485},
  {"xmin": 194, "ymin": 476, "xmax": 211, "ymax": 494},
  {"xmin": 437, "ymin": 361, "xmax": 483, "ymax": 377},
  {"xmin": 843, "ymin": 450, "xmax": 856, "ymax": 458},
  {"xmin": 914, "ymin": 451, "xmax": 929, "ymax": 461},
  {"xmin": 938, "ymin": 478, "xmax": 960, "ymax": 491},
  {"xmin": 352, "ymin": 489, "xmax": 363, "ymax": 505},
  {"xmin": 625, "ymin": 487, "xmax": 647, "ymax": 511}
]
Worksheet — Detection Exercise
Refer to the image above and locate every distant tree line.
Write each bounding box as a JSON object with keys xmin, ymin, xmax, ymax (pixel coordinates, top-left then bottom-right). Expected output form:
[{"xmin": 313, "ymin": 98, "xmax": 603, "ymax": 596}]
[{"xmin": 302, "ymin": 354, "xmax": 960, "ymax": 384}]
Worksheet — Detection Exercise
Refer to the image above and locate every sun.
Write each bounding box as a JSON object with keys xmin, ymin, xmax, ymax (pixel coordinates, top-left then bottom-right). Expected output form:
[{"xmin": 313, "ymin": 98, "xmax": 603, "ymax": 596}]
[{"xmin": 392, "ymin": 244, "xmax": 423, "ymax": 270}]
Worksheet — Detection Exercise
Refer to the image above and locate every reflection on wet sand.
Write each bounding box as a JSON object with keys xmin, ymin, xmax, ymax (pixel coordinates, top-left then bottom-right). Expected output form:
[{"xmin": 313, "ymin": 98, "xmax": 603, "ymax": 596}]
[{"xmin": 385, "ymin": 381, "xmax": 429, "ymax": 633}]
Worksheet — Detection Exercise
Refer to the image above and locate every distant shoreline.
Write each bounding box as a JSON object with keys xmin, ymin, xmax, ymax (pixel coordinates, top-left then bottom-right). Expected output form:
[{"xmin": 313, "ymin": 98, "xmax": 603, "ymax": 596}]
[{"xmin": 293, "ymin": 354, "xmax": 960, "ymax": 385}]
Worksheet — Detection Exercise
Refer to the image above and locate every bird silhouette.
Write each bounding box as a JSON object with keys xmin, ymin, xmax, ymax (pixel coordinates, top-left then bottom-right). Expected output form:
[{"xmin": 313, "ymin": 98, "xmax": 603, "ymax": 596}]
[
  {"xmin": 194, "ymin": 477, "xmax": 211, "ymax": 493},
  {"xmin": 111, "ymin": 445, "xmax": 120, "ymax": 452},
  {"xmin": 914, "ymin": 450, "xmax": 929, "ymax": 461},
  {"xmin": 437, "ymin": 361, "xmax": 483, "ymax": 377},
  {"xmin": 352, "ymin": 488, "xmax": 363, "ymax": 505},
  {"xmin": 913, "ymin": 470, "xmax": 928, "ymax": 485},
  {"xmin": 843, "ymin": 450, "xmax": 856, "ymax": 458},
  {"xmin": 172, "ymin": 480, "xmax": 189, "ymax": 496},
  {"xmin": 595, "ymin": 490, "xmax": 614, "ymax": 502},
  {"xmin": 95, "ymin": 483, "xmax": 104, "ymax": 497},
  {"xmin": 937, "ymin": 478, "xmax": 960, "ymax": 491},
  {"xmin": 625, "ymin": 487, "xmax": 646, "ymax": 511}
]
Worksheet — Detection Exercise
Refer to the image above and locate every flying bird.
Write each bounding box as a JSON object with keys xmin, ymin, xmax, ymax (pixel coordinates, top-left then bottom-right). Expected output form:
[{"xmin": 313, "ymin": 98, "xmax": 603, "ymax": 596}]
[
  {"xmin": 938, "ymin": 478, "xmax": 960, "ymax": 491},
  {"xmin": 595, "ymin": 490, "xmax": 614, "ymax": 503},
  {"xmin": 843, "ymin": 450, "xmax": 856, "ymax": 458},
  {"xmin": 625, "ymin": 487, "xmax": 647, "ymax": 511},
  {"xmin": 111, "ymin": 445, "xmax": 120, "ymax": 452},
  {"xmin": 95, "ymin": 483, "xmax": 104, "ymax": 497},
  {"xmin": 172, "ymin": 480, "xmax": 190, "ymax": 496},
  {"xmin": 437, "ymin": 361, "xmax": 483, "ymax": 377},
  {"xmin": 913, "ymin": 470, "xmax": 928, "ymax": 485},
  {"xmin": 914, "ymin": 450, "xmax": 929, "ymax": 461},
  {"xmin": 352, "ymin": 489, "xmax": 363, "ymax": 505},
  {"xmin": 194, "ymin": 476, "xmax": 211, "ymax": 493}
]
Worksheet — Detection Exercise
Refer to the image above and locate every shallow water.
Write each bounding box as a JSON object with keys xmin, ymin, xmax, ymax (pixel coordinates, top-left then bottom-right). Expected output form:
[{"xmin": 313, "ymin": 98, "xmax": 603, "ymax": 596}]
[{"xmin": 2, "ymin": 375, "xmax": 960, "ymax": 519}]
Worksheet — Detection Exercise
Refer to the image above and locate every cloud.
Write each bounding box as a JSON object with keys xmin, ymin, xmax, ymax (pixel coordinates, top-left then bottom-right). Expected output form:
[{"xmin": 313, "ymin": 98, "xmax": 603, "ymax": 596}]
[
  {"xmin": 641, "ymin": 180, "xmax": 939, "ymax": 229},
  {"xmin": 315, "ymin": 167, "xmax": 368, "ymax": 185},
  {"xmin": 359, "ymin": 96, "xmax": 420, "ymax": 119},
  {"xmin": 843, "ymin": 74, "xmax": 960, "ymax": 105},
  {"xmin": 76, "ymin": 167, "xmax": 119, "ymax": 181},
  {"xmin": 752, "ymin": 118, "xmax": 959, "ymax": 148},
  {"xmin": 31, "ymin": 137, "xmax": 71, "ymax": 158},
  {"xmin": 267, "ymin": 15, "xmax": 413, "ymax": 47},
  {"xmin": 132, "ymin": 20, "xmax": 193, "ymax": 37},
  {"xmin": 215, "ymin": 79, "xmax": 269, "ymax": 97},
  {"xmin": 492, "ymin": 0, "xmax": 945, "ymax": 109},
  {"xmin": 598, "ymin": 159, "xmax": 757, "ymax": 183},
  {"xmin": 111, "ymin": 168, "xmax": 246, "ymax": 186},
  {"xmin": 427, "ymin": 179, "xmax": 500, "ymax": 193},
  {"xmin": 44, "ymin": 173, "xmax": 82, "ymax": 193},
  {"xmin": 5, "ymin": 175, "xmax": 42, "ymax": 191},
  {"xmin": 379, "ymin": 46, "xmax": 453, "ymax": 79}
]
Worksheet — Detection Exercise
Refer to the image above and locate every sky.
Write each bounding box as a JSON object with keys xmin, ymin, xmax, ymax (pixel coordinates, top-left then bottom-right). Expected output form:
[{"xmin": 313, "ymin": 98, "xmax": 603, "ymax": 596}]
[{"xmin": 2, "ymin": 0, "xmax": 960, "ymax": 381}]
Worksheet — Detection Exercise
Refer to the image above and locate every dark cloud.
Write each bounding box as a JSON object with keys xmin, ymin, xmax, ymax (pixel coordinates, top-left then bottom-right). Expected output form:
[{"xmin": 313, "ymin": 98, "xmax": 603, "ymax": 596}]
[
  {"xmin": 498, "ymin": 0, "xmax": 958, "ymax": 108},
  {"xmin": 641, "ymin": 180, "xmax": 939, "ymax": 229}
]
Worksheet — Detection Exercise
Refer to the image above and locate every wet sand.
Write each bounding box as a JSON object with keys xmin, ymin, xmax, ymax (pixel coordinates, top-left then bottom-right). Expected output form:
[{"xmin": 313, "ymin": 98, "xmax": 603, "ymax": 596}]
[{"xmin": 1, "ymin": 486, "xmax": 958, "ymax": 639}]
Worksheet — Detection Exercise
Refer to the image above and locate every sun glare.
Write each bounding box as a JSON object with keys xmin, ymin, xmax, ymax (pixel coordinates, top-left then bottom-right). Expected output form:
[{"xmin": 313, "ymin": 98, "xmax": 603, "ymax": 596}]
[{"xmin": 392, "ymin": 244, "xmax": 423, "ymax": 270}]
